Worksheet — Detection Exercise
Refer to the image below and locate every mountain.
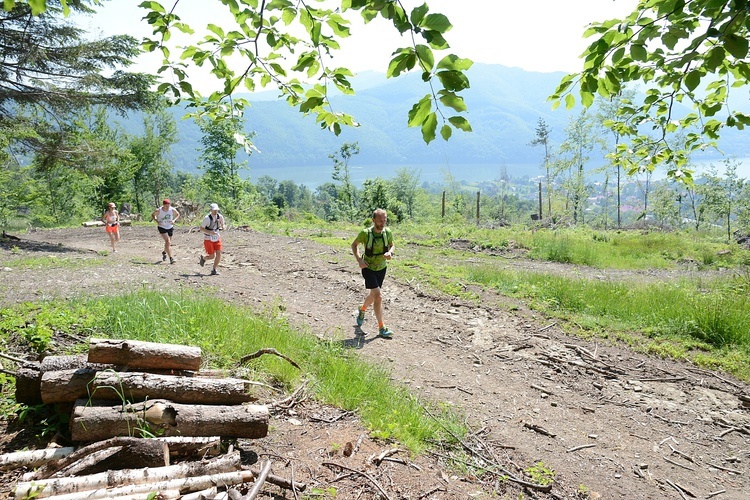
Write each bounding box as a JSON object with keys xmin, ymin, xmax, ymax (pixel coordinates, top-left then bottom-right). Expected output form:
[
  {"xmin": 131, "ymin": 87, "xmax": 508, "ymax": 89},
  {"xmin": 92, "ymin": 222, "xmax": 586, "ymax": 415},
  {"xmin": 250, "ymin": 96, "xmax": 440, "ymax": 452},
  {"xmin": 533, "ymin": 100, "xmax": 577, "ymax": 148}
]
[{"xmin": 116, "ymin": 64, "xmax": 750, "ymax": 176}]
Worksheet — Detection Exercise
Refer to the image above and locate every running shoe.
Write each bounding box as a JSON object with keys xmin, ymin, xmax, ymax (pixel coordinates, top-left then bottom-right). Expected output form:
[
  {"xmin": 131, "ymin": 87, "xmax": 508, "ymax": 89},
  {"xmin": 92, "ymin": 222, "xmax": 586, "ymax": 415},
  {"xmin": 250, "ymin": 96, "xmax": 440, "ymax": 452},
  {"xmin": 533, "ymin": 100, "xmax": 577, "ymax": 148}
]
[
  {"xmin": 378, "ymin": 326, "xmax": 393, "ymax": 338},
  {"xmin": 162, "ymin": 251, "xmax": 167, "ymax": 261},
  {"xmin": 199, "ymin": 255, "xmax": 205, "ymax": 267},
  {"xmin": 356, "ymin": 309, "xmax": 366, "ymax": 326}
]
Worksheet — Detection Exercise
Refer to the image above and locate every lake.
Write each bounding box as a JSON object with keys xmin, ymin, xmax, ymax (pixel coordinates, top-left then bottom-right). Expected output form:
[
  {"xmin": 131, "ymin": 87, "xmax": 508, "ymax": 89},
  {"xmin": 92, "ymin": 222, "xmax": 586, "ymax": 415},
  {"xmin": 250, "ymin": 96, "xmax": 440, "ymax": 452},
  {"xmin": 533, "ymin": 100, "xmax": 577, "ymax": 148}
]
[{"xmin": 248, "ymin": 157, "xmax": 750, "ymax": 189}]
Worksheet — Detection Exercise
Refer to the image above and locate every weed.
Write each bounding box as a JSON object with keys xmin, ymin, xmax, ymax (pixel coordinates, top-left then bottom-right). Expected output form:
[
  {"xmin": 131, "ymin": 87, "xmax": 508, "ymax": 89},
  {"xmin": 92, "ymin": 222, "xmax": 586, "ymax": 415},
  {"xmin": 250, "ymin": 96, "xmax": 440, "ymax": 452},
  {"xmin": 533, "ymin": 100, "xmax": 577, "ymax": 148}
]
[{"xmin": 524, "ymin": 461, "xmax": 556, "ymax": 486}]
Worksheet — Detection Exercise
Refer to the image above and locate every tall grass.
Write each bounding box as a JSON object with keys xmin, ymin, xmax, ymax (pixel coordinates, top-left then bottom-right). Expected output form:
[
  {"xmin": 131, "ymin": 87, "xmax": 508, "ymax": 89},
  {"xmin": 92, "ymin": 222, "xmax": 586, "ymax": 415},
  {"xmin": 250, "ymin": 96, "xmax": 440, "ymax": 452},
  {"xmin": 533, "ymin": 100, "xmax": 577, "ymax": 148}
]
[
  {"xmin": 466, "ymin": 265, "xmax": 750, "ymax": 378},
  {"xmin": 89, "ymin": 289, "xmax": 464, "ymax": 452},
  {"xmin": 394, "ymin": 223, "xmax": 747, "ymax": 270}
]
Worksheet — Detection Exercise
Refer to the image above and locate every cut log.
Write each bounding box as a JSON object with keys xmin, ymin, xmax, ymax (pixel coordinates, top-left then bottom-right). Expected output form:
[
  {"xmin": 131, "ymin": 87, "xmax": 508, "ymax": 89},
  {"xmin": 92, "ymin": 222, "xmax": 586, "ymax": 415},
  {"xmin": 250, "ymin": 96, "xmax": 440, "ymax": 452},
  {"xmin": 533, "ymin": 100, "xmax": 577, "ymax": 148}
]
[
  {"xmin": 41, "ymin": 370, "xmax": 257, "ymax": 405},
  {"xmin": 0, "ymin": 447, "xmax": 75, "ymax": 471},
  {"xmin": 70, "ymin": 399, "xmax": 269, "ymax": 441},
  {"xmin": 13, "ymin": 452, "xmax": 241, "ymax": 498},
  {"xmin": 87, "ymin": 338, "xmax": 201, "ymax": 371},
  {"xmin": 14, "ymin": 366, "xmax": 43, "ymax": 405},
  {"xmin": 15, "ymin": 355, "xmax": 116, "ymax": 405},
  {"xmin": 18, "ymin": 470, "xmax": 254, "ymax": 500},
  {"xmin": 40, "ymin": 368, "xmax": 97, "ymax": 404}
]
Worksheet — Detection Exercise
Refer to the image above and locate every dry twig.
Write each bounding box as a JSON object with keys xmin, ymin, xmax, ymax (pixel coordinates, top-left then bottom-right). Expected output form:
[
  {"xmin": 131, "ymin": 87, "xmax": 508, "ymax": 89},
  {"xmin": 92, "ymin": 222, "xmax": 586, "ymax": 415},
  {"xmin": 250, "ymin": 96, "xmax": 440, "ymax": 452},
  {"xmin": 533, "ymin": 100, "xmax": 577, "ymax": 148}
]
[{"xmin": 240, "ymin": 348, "xmax": 300, "ymax": 370}]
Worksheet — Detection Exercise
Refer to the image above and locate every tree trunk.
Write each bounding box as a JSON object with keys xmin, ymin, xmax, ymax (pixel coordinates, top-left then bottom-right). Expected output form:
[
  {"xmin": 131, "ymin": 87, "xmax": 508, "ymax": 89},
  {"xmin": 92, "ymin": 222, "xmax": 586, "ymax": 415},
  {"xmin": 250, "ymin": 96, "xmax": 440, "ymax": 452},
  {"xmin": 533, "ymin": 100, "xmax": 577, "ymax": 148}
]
[
  {"xmin": 13, "ymin": 452, "xmax": 242, "ymax": 498},
  {"xmin": 69, "ymin": 399, "xmax": 268, "ymax": 441},
  {"xmin": 87, "ymin": 338, "xmax": 202, "ymax": 371},
  {"xmin": 41, "ymin": 370, "xmax": 257, "ymax": 405}
]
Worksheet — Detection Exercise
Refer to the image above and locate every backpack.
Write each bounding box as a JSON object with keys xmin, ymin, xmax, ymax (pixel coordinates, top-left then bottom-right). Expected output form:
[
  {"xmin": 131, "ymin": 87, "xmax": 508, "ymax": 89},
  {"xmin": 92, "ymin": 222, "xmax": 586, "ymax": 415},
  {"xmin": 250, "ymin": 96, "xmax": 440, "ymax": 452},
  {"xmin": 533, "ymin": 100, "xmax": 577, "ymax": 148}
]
[
  {"xmin": 205, "ymin": 213, "xmax": 222, "ymax": 230},
  {"xmin": 364, "ymin": 227, "xmax": 391, "ymax": 257}
]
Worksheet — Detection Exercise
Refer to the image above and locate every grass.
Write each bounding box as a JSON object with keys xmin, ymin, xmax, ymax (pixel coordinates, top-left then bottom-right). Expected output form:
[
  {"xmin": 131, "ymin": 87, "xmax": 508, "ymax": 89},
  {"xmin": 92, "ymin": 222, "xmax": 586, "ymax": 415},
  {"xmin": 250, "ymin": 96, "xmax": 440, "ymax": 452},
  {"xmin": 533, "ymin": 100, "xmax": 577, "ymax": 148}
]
[
  {"xmin": 0, "ymin": 252, "xmax": 104, "ymax": 270},
  {"xmin": 463, "ymin": 264, "xmax": 750, "ymax": 379},
  {"xmin": 0, "ymin": 290, "xmax": 466, "ymax": 453}
]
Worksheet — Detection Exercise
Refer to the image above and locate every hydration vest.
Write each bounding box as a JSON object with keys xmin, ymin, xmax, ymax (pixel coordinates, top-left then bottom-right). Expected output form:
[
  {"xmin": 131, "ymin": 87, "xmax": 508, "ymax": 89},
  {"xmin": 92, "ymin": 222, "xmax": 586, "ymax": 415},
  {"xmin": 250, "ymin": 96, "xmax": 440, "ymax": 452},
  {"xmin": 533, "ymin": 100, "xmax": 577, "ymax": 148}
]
[{"xmin": 364, "ymin": 227, "xmax": 391, "ymax": 257}]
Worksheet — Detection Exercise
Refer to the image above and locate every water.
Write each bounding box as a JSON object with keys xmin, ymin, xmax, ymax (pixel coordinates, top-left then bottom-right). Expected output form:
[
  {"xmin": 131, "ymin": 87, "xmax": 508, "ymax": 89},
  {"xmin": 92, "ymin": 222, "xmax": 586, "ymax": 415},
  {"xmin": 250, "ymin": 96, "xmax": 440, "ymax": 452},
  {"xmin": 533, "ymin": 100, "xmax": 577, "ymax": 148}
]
[
  {"xmin": 250, "ymin": 163, "xmax": 549, "ymax": 189},
  {"xmin": 248, "ymin": 157, "xmax": 750, "ymax": 189}
]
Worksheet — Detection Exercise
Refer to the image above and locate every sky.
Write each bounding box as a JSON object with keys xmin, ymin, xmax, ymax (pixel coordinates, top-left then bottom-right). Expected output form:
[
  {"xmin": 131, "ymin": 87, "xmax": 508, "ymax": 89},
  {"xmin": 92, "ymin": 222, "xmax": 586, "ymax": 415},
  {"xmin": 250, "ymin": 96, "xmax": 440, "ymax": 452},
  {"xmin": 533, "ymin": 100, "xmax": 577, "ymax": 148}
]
[{"xmin": 82, "ymin": 0, "xmax": 641, "ymax": 93}]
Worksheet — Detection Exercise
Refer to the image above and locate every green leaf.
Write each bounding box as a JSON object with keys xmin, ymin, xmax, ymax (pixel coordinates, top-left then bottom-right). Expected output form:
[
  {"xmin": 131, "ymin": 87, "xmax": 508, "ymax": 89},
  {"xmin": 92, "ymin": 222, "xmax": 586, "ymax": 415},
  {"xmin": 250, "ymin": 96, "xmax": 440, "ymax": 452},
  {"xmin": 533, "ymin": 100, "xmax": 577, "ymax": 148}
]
[
  {"xmin": 415, "ymin": 44, "xmax": 435, "ymax": 72},
  {"xmin": 436, "ymin": 54, "xmax": 473, "ymax": 71},
  {"xmin": 418, "ymin": 13, "xmax": 451, "ymax": 33},
  {"xmin": 423, "ymin": 30, "xmax": 449, "ymax": 50},
  {"xmin": 421, "ymin": 112, "xmax": 438, "ymax": 143},
  {"xmin": 564, "ymin": 93, "xmax": 576, "ymax": 109},
  {"xmin": 407, "ymin": 95, "xmax": 432, "ymax": 128},
  {"xmin": 409, "ymin": 3, "xmax": 428, "ymax": 26},
  {"xmin": 435, "ymin": 70, "xmax": 470, "ymax": 92},
  {"xmin": 440, "ymin": 124, "xmax": 452, "ymax": 140},
  {"xmin": 704, "ymin": 47, "xmax": 725, "ymax": 72},
  {"xmin": 386, "ymin": 51, "xmax": 416, "ymax": 78},
  {"xmin": 684, "ymin": 70, "xmax": 701, "ymax": 91},
  {"xmin": 630, "ymin": 44, "xmax": 647, "ymax": 62},
  {"xmin": 448, "ymin": 116, "xmax": 472, "ymax": 132},
  {"xmin": 206, "ymin": 24, "xmax": 225, "ymax": 38},
  {"xmin": 725, "ymin": 34, "xmax": 749, "ymax": 60},
  {"xmin": 438, "ymin": 92, "xmax": 466, "ymax": 112}
]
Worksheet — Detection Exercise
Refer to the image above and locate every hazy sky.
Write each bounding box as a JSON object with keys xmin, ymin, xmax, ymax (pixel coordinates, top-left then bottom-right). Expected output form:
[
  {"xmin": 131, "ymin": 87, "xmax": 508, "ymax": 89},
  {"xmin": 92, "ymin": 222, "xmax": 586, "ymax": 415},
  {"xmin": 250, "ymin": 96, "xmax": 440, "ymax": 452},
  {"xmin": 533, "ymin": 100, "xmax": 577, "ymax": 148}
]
[{"xmin": 84, "ymin": 0, "xmax": 640, "ymax": 91}]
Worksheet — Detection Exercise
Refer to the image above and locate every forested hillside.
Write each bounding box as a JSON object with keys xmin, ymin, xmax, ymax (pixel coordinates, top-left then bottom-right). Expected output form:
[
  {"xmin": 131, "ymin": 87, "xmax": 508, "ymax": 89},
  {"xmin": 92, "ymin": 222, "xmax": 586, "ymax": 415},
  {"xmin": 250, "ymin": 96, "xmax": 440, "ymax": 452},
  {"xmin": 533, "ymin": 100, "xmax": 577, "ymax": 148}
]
[{"xmin": 121, "ymin": 64, "xmax": 750, "ymax": 174}]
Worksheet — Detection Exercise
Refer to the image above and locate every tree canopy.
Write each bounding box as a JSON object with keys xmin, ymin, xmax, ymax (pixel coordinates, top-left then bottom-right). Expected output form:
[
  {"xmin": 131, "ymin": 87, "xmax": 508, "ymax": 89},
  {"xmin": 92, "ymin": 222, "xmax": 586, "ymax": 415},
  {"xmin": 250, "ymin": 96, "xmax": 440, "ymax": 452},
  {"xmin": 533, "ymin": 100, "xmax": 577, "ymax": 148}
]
[
  {"xmin": 0, "ymin": 0, "xmax": 158, "ymax": 158},
  {"xmin": 551, "ymin": 0, "xmax": 750, "ymax": 179},
  {"xmin": 3, "ymin": 0, "xmax": 474, "ymax": 145}
]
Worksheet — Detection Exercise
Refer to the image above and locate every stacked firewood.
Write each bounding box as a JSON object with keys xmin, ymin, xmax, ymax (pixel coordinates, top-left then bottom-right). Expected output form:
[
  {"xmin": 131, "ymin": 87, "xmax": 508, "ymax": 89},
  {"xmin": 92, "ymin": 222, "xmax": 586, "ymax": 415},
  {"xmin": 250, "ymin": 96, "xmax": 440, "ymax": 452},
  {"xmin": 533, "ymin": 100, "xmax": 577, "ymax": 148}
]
[{"xmin": 3, "ymin": 338, "xmax": 305, "ymax": 499}]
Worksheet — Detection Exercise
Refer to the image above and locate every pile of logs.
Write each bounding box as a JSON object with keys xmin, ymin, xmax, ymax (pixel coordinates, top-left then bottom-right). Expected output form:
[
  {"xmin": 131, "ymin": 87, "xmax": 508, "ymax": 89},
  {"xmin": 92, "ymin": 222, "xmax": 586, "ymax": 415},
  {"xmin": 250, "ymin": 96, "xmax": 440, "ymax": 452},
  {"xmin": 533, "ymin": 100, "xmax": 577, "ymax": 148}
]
[{"xmin": 3, "ymin": 338, "xmax": 305, "ymax": 499}]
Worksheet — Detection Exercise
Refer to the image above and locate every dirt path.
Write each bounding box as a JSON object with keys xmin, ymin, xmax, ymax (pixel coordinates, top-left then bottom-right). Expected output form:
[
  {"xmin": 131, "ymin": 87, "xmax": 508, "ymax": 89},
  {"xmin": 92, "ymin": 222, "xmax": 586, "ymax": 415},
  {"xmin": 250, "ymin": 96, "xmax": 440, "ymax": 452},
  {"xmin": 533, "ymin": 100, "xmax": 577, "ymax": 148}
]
[{"xmin": 1, "ymin": 225, "xmax": 749, "ymax": 499}]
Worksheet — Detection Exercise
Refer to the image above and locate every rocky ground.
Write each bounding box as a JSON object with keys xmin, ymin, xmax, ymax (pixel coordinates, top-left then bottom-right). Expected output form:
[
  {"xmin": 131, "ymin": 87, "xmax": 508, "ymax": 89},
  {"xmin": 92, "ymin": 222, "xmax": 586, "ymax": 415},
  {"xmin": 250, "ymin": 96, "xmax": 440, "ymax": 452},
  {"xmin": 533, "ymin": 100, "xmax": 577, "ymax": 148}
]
[{"xmin": 0, "ymin": 224, "xmax": 748, "ymax": 499}]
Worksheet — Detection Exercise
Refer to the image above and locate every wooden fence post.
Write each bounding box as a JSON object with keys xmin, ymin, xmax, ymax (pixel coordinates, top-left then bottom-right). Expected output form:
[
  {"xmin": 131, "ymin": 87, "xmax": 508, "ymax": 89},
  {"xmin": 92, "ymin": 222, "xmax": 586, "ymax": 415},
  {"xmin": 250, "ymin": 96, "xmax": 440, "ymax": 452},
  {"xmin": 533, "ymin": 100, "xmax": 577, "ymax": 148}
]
[{"xmin": 476, "ymin": 191, "xmax": 480, "ymax": 224}]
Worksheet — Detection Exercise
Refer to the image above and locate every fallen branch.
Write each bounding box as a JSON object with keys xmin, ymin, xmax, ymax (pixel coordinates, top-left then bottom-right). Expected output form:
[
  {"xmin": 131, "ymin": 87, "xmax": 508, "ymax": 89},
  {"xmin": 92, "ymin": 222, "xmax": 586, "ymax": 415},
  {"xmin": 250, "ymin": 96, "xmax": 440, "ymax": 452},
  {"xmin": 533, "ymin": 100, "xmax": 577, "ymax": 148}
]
[
  {"xmin": 245, "ymin": 460, "xmax": 273, "ymax": 500},
  {"xmin": 668, "ymin": 443, "xmax": 694, "ymax": 463},
  {"xmin": 323, "ymin": 461, "xmax": 391, "ymax": 500},
  {"xmin": 369, "ymin": 448, "xmax": 403, "ymax": 466},
  {"xmin": 530, "ymin": 384, "xmax": 555, "ymax": 396},
  {"xmin": 566, "ymin": 444, "xmax": 596, "ymax": 453},
  {"xmin": 419, "ymin": 404, "xmax": 552, "ymax": 493},
  {"xmin": 240, "ymin": 348, "xmax": 301, "ymax": 370},
  {"xmin": 522, "ymin": 422, "xmax": 556, "ymax": 438},
  {"xmin": 708, "ymin": 462, "xmax": 743, "ymax": 474},
  {"xmin": 662, "ymin": 456, "xmax": 694, "ymax": 471},
  {"xmin": 247, "ymin": 465, "xmax": 307, "ymax": 492},
  {"xmin": 1, "ymin": 447, "xmax": 75, "ymax": 471},
  {"xmin": 0, "ymin": 350, "xmax": 35, "ymax": 366}
]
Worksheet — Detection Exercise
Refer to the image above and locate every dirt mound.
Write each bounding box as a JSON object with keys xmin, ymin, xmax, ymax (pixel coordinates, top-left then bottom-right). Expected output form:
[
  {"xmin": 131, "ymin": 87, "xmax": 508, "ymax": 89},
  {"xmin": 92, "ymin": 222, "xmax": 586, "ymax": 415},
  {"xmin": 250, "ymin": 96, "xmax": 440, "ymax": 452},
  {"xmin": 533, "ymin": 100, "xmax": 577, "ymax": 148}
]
[{"xmin": 1, "ymin": 225, "xmax": 748, "ymax": 499}]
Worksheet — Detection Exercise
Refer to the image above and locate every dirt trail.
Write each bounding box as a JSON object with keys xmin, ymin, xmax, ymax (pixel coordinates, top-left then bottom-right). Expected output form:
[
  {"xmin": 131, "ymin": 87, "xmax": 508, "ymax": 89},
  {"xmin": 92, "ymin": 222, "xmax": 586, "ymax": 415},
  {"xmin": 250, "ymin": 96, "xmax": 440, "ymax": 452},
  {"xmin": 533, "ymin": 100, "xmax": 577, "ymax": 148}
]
[{"xmin": 1, "ymin": 225, "xmax": 749, "ymax": 499}]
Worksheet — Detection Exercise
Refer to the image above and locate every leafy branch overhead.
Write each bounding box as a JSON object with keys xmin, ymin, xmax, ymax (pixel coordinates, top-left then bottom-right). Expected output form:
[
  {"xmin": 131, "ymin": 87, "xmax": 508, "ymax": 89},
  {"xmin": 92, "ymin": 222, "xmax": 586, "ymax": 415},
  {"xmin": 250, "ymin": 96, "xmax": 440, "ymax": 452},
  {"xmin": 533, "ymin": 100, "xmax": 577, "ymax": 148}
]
[
  {"xmin": 4, "ymin": 0, "xmax": 473, "ymax": 144},
  {"xmin": 144, "ymin": 0, "xmax": 473, "ymax": 144},
  {"xmin": 550, "ymin": 0, "xmax": 750, "ymax": 179}
]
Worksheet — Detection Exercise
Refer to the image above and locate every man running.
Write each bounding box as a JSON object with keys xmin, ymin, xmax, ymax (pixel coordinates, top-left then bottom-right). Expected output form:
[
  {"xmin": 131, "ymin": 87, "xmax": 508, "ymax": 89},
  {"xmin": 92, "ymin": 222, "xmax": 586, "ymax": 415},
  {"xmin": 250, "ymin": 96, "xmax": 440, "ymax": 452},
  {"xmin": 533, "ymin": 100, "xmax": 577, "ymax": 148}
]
[
  {"xmin": 198, "ymin": 203, "xmax": 225, "ymax": 276},
  {"xmin": 351, "ymin": 208, "xmax": 395, "ymax": 338}
]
